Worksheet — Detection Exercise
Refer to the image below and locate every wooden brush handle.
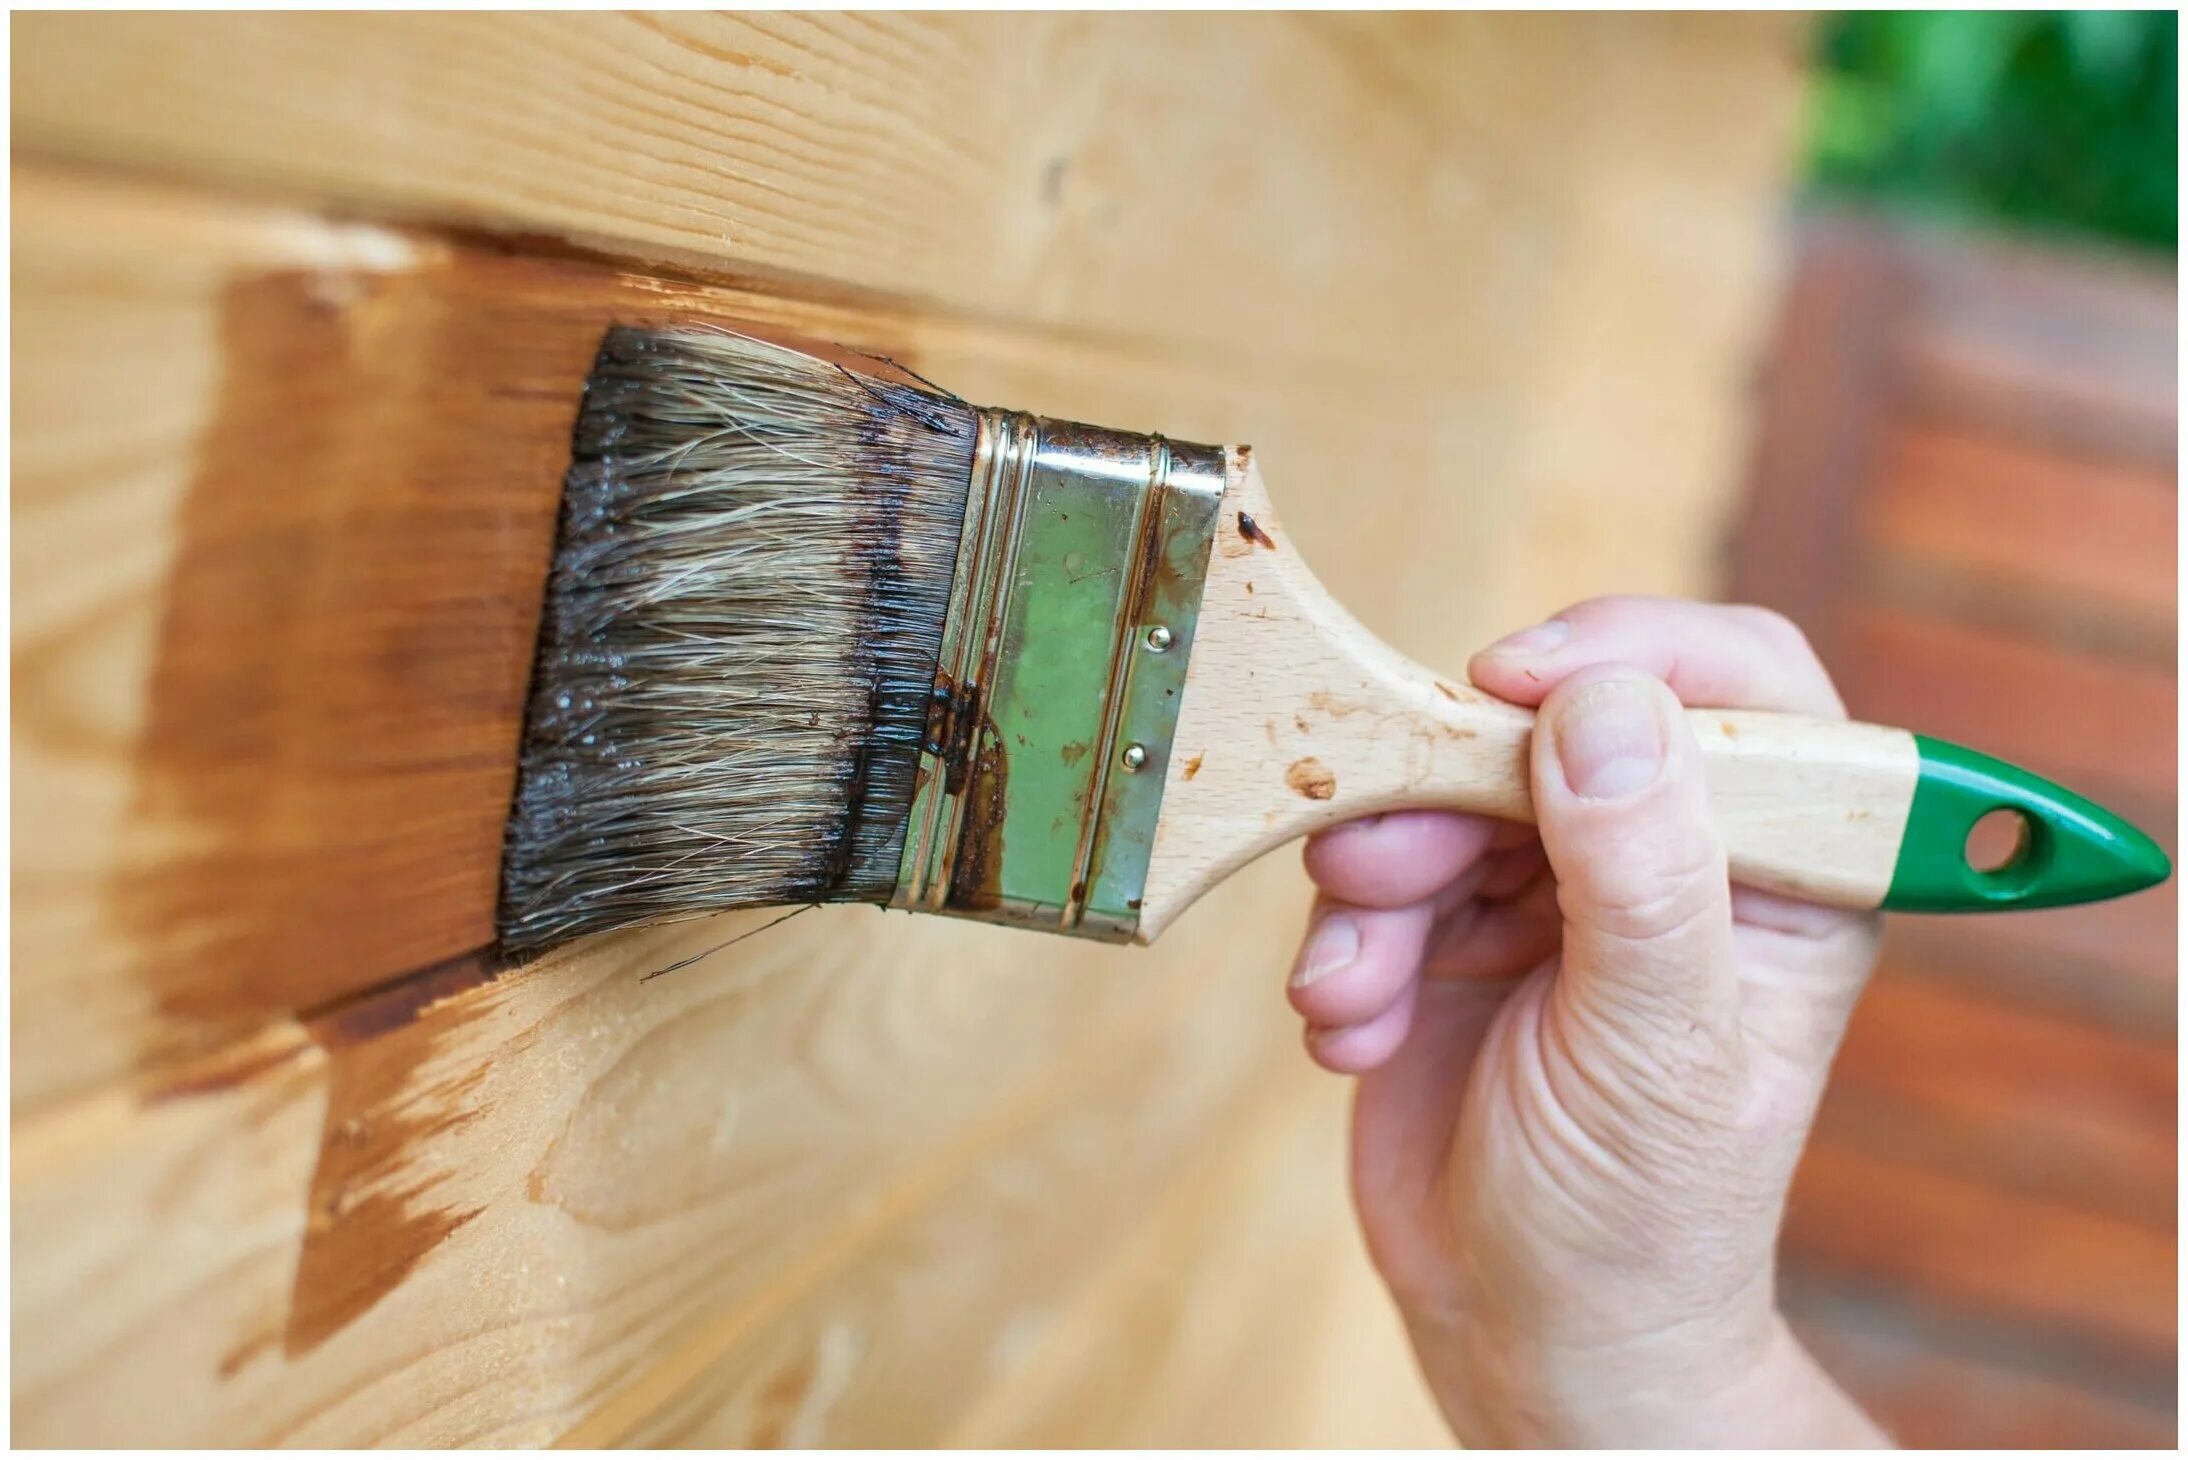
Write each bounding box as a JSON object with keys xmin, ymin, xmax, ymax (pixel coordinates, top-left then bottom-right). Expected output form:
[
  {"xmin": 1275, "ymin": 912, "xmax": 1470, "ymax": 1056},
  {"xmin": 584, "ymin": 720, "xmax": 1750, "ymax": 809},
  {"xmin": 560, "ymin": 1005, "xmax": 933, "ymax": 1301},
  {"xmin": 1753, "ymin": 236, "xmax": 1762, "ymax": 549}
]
[{"xmin": 1134, "ymin": 453, "xmax": 2165, "ymax": 941}]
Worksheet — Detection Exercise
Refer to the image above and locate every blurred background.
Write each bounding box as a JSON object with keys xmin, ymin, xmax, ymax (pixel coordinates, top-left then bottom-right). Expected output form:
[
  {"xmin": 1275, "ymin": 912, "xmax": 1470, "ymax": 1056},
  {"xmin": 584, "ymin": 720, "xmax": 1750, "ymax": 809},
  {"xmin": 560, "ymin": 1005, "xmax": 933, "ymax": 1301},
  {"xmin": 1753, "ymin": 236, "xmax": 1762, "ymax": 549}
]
[
  {"xmin": 1748, "ymin": 10, "xmax": 2175, "ymax": 1446},
  {"xmin": 10, "ymin": 11, "xmax": 2176, "ymax": 1447}
]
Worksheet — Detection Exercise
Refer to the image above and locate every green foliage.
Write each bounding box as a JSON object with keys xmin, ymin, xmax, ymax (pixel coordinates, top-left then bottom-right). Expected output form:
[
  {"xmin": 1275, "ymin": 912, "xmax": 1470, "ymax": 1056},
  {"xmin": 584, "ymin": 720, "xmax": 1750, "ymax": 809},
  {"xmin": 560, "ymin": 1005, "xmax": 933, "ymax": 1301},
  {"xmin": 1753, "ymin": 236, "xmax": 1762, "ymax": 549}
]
[{"xmin": 1807, "ymin": 11, "xmax": 2176, "ymax": 250}]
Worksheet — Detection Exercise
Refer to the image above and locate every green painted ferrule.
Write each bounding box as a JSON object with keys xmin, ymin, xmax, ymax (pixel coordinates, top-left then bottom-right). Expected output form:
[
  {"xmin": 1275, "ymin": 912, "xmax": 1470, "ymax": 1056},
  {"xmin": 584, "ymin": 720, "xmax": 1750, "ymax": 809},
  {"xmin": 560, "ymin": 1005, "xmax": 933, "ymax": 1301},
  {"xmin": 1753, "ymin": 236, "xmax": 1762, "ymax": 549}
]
[
  {"xmin": 890, "ymin": 412, "xmax": 1224, "ymax": 940},
  {"xmin": 1883, "ymin": 734, "xmax": 2171, "ymax": 912}
]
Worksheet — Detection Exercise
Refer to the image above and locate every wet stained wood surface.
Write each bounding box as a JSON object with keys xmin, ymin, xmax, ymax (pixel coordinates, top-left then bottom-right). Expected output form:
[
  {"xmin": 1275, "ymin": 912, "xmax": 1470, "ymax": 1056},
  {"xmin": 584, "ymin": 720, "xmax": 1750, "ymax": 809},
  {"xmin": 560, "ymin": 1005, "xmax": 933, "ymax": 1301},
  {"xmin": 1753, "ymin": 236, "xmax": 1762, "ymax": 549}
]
[
  {"xmin": 1737, "ymin": 214, "xmax": 2177, "ymax": 1447},
  {"xmin": 12, "ymin": 14, "xmax": 1805, "ymax": 1444}
]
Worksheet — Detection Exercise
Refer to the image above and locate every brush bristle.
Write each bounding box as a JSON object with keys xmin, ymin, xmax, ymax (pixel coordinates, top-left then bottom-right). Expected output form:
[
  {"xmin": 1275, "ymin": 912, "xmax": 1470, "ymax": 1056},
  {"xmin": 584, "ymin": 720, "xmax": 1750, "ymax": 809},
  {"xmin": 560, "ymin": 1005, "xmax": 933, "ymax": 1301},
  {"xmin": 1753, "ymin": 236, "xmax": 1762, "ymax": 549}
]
[{"xmin": 497, "ymin": 326, "xmax": 976, "ymax": 956}]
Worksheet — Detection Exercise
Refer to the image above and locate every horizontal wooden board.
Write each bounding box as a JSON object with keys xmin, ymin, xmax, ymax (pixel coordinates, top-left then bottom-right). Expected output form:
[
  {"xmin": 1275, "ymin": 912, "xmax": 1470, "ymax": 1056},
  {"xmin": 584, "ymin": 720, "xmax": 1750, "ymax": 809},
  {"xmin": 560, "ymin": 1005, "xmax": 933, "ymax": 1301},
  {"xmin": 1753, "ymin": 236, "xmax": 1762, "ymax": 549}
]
[
  {"xmin": 12, "ymin": 884, "xmax": 1357, "ymax": 1445},
  {"xmin": 1894, "ymin": 228, "xmax": 2177, "ymax": 467},
  {"xmin": 611, "ymin": 1061, "xmax": 1443, "ymax": 1448},
  {"xmin": 1815, "ymin": 972, "xmax": 2175, "ymax": 1230},
  {"xmin": 1785, "ymin": 1274, "xmax": 2175, "ymax": 1448},
  {"xmin": 12, "ymin": 12, "xmax": 1713, "ymax": 370},
  {"xmin": 13, "ymin": 150, "xmax": 1791, "ymax": 1107},
  {"xmin": 1837, "ymin": 606, "xmax": 2177, "ymax": 800},
  {"xmin": 13, "ymin": 17, "xmax": 1806, "ymax": 1440},
  {"xmin": 1877, "ymin": 892, "xmax": 2176, "ymax": 1037},
  {"xmin": 8, "ymin": 174, "xmax": 1368, "ymax": 1106},
  {"xmin": 1861, "ymin": 421, "xmax": 2177, "ymax": 651},
  {"xmin": 1785, "ymin": 1133, "xmax": 2176, "ymax": 1360}
]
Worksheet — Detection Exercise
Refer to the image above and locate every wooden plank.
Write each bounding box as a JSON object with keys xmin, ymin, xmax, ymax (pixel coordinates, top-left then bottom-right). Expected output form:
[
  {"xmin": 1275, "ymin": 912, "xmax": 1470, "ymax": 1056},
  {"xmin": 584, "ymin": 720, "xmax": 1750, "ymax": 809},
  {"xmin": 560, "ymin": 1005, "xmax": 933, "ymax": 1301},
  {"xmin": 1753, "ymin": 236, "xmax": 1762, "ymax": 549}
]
[
  {"xmin": 14, "ymin": 135, "xmax": 1799, "ymax": 1107},
  {"xmin": 12, "ymin": 16, "xmax": 1810, "ymax": 1441},
  {"xmin": 610, "ymin": 1063, "xmax": 1444, "ymax": 1449},
  {"xmin": 12, "ymin": 881, "xmax": 1318, "ymax": 1446},
  {"xmin": 1836, "ymin": 607, "xmax": 2177, "ymax": 799},
  {"xmin": 1784, "ymin": 1276, "xmax": 2176, "ymax": 1448},
  {"xmin": 12, "ymin": 12, "xmax": 1594, "ymax": 368},
  {"xmin": 4, "ymin": 169, "xmax": 1429, "ymax": 1108},
  {"xmin": 1819, "ymin": 972, "xmax": 2175, "ymax": 1230},
  {"xmin": 8, "ymin": 171, "xmax": 839, "ymax": 1103},
  {"xmin": 12, "ymin": 187, "xmax": 561, "ymax": 1104},
  {"xmin": 9, "ymin": 1023, "xmax": 328, "ymax": 1441},
  {"xmin": 1785, "ymin": 1134, "xmax": 2177, "ymax": 1359},
  {"xmin": 1895, "ymin": 226, "xmax": 2177, "ymax": 467},
  {"xmin": 1860, "ymin": 421, "xmax": 2178, "ymax": 653}
]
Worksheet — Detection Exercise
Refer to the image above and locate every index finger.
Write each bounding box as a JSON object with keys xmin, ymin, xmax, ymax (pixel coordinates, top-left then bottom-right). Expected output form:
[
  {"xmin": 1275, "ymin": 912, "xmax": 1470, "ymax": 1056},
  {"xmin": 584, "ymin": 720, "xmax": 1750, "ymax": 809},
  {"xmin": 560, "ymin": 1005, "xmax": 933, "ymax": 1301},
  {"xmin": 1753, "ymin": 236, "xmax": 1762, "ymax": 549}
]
[{"xmin": 1466, "ymin": 595, "xmax": 1847, "ymax": 719}]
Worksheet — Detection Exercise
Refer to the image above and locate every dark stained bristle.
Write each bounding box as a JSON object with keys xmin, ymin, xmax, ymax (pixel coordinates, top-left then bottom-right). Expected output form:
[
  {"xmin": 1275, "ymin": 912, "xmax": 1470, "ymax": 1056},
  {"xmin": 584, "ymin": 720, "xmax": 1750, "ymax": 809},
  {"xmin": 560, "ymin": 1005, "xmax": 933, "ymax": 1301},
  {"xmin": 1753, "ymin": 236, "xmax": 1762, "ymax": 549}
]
[{"xmin": 497, "ymin": 326, "xmax": 976, "ymax": 956}]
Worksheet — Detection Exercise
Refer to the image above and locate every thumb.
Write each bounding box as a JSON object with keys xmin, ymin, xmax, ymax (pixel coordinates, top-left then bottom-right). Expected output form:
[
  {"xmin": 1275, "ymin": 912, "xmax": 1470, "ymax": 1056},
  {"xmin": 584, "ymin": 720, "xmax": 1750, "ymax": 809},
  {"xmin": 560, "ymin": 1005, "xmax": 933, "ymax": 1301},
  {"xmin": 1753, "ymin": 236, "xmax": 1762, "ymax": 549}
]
[{"xmin": 1530, "ymin": 664, "xmax": 1742, "ymax": 1054}]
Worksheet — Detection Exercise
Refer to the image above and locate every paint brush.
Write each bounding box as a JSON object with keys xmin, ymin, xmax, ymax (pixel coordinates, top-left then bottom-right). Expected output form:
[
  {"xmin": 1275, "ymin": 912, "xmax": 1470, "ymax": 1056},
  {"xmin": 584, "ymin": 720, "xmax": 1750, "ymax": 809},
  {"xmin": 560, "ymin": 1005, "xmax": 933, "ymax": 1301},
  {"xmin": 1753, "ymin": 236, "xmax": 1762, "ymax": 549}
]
[{"xmin": 497, "ymin": 327, "xmax": 2169, "ymax": 958}]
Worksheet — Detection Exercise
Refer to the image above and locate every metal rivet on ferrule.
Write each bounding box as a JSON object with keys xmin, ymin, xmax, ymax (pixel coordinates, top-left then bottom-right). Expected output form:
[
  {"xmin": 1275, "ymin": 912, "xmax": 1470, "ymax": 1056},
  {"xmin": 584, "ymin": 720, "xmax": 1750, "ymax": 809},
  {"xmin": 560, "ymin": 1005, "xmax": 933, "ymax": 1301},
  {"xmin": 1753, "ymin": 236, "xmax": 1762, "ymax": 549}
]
[
  {"xmin": 1143, "ymin": 624, "xmax": 1174, "ymax": 653},
  {"xmin": 1120, "ymin": 743, "xmax": 1149, "ymax": 772}
]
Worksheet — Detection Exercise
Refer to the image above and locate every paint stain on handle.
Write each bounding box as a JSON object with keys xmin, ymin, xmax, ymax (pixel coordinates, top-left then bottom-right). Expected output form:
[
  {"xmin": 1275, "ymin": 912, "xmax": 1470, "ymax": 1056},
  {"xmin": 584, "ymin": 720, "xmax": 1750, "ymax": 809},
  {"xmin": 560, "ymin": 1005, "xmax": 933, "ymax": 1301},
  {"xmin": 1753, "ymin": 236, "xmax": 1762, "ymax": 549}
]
[{"xmin": 1285, "ymin": 757, "xmax": 1336, "ymax": 800}]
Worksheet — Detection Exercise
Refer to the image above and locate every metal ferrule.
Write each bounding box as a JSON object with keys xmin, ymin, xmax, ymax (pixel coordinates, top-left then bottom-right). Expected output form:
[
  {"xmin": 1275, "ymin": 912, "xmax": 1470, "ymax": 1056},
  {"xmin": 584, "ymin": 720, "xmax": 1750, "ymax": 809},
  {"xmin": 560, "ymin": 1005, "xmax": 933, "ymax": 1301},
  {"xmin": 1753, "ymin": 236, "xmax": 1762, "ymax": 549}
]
[{"xmin": 891, "ymin": 410, "xmax": 1224, "ymax": 939}]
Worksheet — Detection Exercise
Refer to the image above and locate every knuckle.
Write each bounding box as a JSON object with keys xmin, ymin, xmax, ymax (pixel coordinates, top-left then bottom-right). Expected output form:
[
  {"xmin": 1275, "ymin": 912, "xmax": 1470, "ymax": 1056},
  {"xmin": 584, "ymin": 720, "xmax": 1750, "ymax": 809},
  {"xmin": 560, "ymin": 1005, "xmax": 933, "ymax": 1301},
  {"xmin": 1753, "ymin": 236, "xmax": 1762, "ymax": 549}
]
[
  {"xmin": 1590, "ymin": 884, "xmax": 1719, "ymax": 952},
  {"xmin": 1733, "ymin": 604, "xmax": 1812, "ymax": 655},
  {"xmin": 1564, "ymin": 592, "xmax": 1655, "ymax": 626},
  {"xmin": 1563, "ymin": 822, "xmax": 1727, "ymax": 941},
  {"xmin": 1733, "ymin": 604, "xmax": 1846, "ymax": 714}
]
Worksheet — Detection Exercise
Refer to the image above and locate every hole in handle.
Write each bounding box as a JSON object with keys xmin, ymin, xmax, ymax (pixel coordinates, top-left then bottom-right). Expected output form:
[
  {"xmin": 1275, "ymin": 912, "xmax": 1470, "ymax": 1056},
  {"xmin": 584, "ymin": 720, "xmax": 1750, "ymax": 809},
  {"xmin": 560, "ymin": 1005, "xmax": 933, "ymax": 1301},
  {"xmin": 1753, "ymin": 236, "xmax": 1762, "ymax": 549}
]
[
  {"xmin": 1887, "ymin": 734, "xmax": 2168, "ymax": 912},
  {"xmin": 1965, "ymin": 807, "xmax": 2029, "ymax": 872},
  {"xmin": 1962, "ymin": 805, "xmax": 2049, "ymax": 899}
]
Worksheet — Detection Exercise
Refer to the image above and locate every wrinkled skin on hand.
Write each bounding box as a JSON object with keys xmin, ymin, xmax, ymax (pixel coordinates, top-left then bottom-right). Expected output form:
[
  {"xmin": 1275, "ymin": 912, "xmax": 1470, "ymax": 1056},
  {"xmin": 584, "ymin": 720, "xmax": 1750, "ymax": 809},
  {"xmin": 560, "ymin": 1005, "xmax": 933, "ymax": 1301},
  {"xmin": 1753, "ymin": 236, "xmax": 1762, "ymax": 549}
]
[{"xmin": 1286, "ymin": 597, "xmax": 1889, "ymax": 1447}]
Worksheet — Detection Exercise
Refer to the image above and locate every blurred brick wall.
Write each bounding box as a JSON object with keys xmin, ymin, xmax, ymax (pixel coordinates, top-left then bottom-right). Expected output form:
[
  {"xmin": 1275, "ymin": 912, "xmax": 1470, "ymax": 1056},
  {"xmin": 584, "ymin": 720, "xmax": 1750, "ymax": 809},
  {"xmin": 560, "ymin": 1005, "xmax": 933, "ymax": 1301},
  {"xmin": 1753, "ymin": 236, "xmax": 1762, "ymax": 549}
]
[{"xmin": 1734, "ymin": 211, "xmax": 2177, "ymax": 1447}]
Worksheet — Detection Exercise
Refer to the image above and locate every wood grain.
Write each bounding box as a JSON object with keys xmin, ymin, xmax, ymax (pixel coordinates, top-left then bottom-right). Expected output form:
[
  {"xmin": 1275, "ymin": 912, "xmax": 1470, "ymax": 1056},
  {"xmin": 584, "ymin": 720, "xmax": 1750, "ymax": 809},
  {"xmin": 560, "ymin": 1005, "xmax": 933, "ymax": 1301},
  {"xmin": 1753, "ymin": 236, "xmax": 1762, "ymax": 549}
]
[
  {"xmin": 935, "ymin": 1064, "xmax": 1441, "ymax": 1447},
  {"xmin": 6, "ymin": 167, "xmax": 1491, "ymax": 1442},
  {"xmin": 603, "ymin": 1044, "xmax": 1441, "ymax": 1448},
  {"xmin": 14, "ymin": 892, "xmax": 1323, "ymax": 1445},
  {"xmin": 10, "ymin": 12, "xmax": 1549, "ymax": 367},
  {"xmin": 14, "ymin": 124, "xmax": 1809, "ymax": 1108},
  {"xmin": 13, "ymin": 171, "xmax": 943, "ymax": 1104},
  {"xmin": 8, "ymin": 169, "xmax": 1452, "ymax": 1108},
  {"xmin": 12, "ymin": 12, "xmax": 1807, "ymax": 1443}
]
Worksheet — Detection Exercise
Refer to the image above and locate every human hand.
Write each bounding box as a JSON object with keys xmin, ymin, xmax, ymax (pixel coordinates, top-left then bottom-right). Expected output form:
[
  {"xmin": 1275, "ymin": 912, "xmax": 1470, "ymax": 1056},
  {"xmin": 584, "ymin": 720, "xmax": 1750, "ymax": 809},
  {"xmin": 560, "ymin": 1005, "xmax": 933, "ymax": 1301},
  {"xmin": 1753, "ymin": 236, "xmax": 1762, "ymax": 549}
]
[{"xmin": 1287, "ymin": 596, "xmax": 1889, "ymax": 1447}]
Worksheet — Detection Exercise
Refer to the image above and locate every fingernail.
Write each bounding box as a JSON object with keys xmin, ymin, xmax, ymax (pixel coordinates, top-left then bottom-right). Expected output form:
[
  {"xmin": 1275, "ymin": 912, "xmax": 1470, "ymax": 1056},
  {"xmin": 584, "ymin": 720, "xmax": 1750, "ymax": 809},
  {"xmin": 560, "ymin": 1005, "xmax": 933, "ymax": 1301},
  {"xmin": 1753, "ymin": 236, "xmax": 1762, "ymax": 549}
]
[
  {"xmin": 1482, "ymin": 619, "xmax": 1570, "ymax": 657},
  {"xmin": 1291, "ymin": 913, "xmax": 1359, "ymax": 988},
  {"xmin": 1555, "ymin": 677, "xmax": 1665, "ymax": 801}
]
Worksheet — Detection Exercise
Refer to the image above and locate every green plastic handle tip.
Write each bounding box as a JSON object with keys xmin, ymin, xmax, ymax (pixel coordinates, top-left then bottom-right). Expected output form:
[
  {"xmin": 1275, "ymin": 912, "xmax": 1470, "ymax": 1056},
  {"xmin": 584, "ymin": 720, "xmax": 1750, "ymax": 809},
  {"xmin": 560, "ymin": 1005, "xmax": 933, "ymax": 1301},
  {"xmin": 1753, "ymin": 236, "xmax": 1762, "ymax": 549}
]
[{"xmin": 1884, "ymin": 735, "xmax": 2171, "ymax": 912}]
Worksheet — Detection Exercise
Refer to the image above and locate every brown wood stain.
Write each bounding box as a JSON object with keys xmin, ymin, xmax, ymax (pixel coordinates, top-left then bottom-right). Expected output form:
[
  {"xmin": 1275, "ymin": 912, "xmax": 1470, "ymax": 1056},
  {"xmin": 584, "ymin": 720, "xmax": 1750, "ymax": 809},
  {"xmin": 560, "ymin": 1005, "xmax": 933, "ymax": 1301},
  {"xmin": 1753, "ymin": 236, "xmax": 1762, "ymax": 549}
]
[
  {"xmin": 108, "ymin": 258, "xmax": 557, "ymax": 1067},
  {"xmin": 288, "ymin": 952, "xmax": 505, "ymax": 1355},
  {"xmin": 104, "ymin": 245, "xmax": 817, "ymax": 1076},
  {"xmin": 103, "ymin": 245, "xmax": 876, "ymax": 1352},
  {"xmin": 92, "ymin": 239, "xmax": 983, "ymax": 1357}
]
